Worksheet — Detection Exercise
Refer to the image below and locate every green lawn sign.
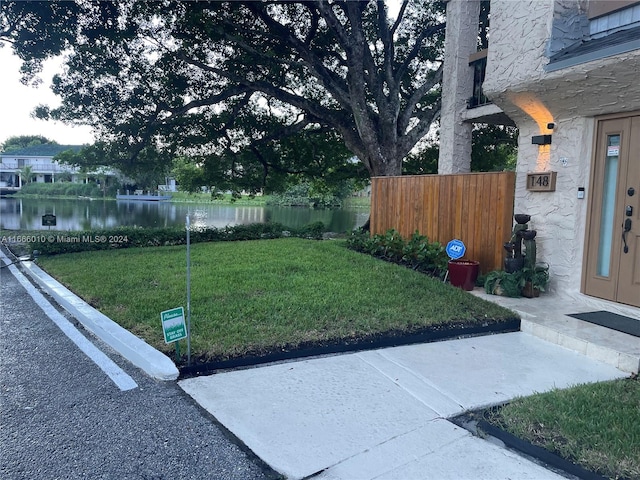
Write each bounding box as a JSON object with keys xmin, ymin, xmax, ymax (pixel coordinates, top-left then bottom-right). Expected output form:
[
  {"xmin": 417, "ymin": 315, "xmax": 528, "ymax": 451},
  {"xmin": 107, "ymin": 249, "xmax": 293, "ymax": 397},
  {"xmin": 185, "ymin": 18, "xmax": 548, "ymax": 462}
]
[{"xmin": 161, "ymin": 307, "xmax": 187, "ymax": 344}]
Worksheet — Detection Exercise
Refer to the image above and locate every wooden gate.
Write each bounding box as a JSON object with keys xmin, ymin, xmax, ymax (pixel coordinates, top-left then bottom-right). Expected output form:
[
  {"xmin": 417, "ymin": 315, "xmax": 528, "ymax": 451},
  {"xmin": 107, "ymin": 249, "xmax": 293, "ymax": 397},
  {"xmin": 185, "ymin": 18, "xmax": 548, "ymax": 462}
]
[{"xmin": 370, "ymin": 172, "xmax": 516, "ymax": 273}]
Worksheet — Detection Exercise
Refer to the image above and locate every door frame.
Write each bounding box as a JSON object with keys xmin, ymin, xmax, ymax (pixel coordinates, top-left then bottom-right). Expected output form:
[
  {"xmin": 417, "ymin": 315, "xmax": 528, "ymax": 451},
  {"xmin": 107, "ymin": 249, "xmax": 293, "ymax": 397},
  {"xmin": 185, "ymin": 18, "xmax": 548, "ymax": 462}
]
[{"xmin": 582, "ymin": 109, "xmax": 640, "ymax": 305}]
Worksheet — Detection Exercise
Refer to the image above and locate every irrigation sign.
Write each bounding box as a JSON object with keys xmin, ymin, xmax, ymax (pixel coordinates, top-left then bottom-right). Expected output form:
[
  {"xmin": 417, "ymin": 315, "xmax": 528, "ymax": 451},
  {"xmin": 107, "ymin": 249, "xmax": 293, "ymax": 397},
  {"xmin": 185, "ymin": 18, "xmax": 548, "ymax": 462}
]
[{"xmin": 160, "ymin": 307, "xmax": 187, "ymax": 343}]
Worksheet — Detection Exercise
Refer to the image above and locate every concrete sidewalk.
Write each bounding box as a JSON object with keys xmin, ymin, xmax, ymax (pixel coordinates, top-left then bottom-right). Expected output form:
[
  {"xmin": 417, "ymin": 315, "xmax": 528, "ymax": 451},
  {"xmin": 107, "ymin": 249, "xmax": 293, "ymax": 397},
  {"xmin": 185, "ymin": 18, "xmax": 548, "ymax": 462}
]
[{"xmin": 180, "ymin": 332, "xmax": 627, "ymax": 480}]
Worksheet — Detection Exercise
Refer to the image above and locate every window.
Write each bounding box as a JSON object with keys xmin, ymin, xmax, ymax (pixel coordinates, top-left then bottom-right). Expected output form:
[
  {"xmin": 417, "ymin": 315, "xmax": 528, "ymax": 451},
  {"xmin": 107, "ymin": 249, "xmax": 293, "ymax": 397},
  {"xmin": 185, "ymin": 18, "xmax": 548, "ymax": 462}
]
[
  {"xmin": 589, "ymin": 1, "xmax": 640, "ymax": 38},
  {"xmin": 588, "ymin": 1, "xmax": 640, "ymax": 20}
]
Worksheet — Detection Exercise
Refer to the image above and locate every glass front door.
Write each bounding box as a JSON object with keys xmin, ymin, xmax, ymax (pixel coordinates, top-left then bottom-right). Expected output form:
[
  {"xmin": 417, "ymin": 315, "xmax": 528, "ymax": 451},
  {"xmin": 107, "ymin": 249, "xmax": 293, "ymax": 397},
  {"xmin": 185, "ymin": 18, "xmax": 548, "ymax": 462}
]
[{"xmin": 584, "ymin": 116, "xmax": 640, "ymax": 308}]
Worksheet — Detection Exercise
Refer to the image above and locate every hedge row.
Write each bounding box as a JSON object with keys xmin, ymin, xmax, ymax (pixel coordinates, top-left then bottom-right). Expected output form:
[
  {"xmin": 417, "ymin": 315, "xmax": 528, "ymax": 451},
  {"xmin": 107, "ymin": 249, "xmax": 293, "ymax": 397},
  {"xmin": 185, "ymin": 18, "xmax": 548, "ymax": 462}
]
[
  {"xmin": 346, "ymin": 228, "xmax": 449, "ymax": 278},
  {"xmin": 29, "ymin": 221, "xmax": 326, "ymax": 255},
  {"xmin": 19, "ymin": 182, "xmax": 107, "ymax": 197}
]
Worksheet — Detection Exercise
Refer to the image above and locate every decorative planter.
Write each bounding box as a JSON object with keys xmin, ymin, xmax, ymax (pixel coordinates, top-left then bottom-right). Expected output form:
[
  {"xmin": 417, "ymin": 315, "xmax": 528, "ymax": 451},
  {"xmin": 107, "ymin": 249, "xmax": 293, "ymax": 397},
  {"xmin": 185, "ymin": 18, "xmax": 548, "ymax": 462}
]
[
  {"xmin": 521, "ymin": 281, "xmax": 540, "ymax": 298},
  {"xmin": 503, "ymin": 242, "xmax": 515, "ymax": 255},
  {"xmin": 514, "ymin": 214, "xmax": 531, "ymax": 224},
  {"xmin": 448, "ymin": 260, "xmax": 480, "ymax": 291}
]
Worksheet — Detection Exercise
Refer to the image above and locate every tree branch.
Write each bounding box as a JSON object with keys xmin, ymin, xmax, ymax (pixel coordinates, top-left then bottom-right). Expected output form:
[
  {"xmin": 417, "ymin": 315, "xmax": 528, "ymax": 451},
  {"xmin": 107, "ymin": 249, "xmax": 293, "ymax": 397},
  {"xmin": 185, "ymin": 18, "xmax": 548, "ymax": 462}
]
[
  {"xmin": 396, "ymin": 22, "xmax": 446, "ymax": 82},
  {"xmin": 398, "ymin": 64, "xmax": 443, "ymax": 134}
]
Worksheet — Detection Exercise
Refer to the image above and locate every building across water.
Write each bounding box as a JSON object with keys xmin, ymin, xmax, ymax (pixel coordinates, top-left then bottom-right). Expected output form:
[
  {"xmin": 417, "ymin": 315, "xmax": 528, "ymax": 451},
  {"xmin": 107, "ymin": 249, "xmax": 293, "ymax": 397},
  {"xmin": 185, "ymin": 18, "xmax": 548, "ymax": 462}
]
[{"xmin": 0, "ymin": 144, "xmax": 118, "ymax": 195}]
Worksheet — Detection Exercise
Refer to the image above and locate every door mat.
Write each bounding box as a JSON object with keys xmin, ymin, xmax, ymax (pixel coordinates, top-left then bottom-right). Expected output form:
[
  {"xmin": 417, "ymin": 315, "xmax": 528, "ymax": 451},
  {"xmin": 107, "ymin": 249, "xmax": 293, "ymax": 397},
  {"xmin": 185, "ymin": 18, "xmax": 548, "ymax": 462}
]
[{"xmin": 567, "ymin": 311, "xmax": 640, "ymax": 337}]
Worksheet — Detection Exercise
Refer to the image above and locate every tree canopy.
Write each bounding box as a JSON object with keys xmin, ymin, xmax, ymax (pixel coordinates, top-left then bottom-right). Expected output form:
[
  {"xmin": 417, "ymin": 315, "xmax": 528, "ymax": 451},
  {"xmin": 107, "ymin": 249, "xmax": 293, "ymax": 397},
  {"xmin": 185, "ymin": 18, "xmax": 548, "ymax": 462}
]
[
  {"xmin": 0, "ymin": 135, "xmax": 56, "ymax": 153},
  {"xmin": 403, "ymin": 124, "xmax": 518, "ymax": 175},
  {"xmin": 1, "ymin": 0, "xmax": 446, "ymax": 192}
]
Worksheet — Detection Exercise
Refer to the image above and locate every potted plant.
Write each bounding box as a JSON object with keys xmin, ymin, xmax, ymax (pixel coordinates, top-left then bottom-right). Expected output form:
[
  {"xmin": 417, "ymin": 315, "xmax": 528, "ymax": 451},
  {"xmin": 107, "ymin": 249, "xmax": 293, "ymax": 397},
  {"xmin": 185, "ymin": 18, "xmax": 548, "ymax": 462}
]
[
  {"xmin": 448, "ymin": 259, "xmax": 480, "ymax": 291},
  {"xmin": 484, "ymin": 270, "xmax": 523, "ymax": 297},
  {"xmin": 520, "ymin": 263, "xmax": 550, "ymax": 298}
]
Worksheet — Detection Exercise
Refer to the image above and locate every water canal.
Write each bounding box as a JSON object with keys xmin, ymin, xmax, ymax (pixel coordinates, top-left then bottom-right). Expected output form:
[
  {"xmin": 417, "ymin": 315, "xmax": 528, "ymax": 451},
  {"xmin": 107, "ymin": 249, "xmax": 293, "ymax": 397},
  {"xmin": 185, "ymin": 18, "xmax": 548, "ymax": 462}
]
[{"xmin": 0, "ymin": 197, "xmax": 369, "ymax": 232}]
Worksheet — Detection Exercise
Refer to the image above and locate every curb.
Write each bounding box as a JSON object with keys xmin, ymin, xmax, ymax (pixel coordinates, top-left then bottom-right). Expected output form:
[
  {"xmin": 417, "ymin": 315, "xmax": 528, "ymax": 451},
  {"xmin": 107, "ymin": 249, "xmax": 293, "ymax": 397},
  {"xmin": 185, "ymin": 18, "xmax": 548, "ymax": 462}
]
[{"xmin": 20, "ymin": 259, "xmax": 179, "ymax": 381}]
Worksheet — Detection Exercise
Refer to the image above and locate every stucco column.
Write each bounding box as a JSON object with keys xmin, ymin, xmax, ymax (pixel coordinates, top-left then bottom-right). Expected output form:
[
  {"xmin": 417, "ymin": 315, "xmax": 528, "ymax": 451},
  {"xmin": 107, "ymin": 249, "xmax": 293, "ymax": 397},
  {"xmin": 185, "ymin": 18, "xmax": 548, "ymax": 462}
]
[{"xmin": 438, "ymin": 0, "xmax": 481, "ymax": 174}]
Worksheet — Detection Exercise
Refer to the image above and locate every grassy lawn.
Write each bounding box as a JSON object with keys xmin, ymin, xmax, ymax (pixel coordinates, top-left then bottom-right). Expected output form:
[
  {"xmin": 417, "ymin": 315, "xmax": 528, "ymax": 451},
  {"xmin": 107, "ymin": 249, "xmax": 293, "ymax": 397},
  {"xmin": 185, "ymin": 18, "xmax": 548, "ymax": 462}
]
[
  {"xmin": 35, "ymin": 238, "xmax": 514, "ymax": 362},
  {"xmin": 485, "ymin": 378, "xmax": 640, "ymax": 479},
  {"xmin": 168, "ymin": 191, "xmax": 270, "ymax": 205},
  {"xmin": 168, "ymin": 191, "xmax": 371, "ymax": 208}
]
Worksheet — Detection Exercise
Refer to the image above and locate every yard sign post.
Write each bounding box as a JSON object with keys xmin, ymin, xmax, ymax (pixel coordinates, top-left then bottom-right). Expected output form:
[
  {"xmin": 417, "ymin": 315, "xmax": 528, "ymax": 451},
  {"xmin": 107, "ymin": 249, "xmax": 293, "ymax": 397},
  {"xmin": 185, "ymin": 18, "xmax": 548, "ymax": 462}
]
[{"xmin": 186, "ymin": 214, "xmax": 192, "ymax": 366}]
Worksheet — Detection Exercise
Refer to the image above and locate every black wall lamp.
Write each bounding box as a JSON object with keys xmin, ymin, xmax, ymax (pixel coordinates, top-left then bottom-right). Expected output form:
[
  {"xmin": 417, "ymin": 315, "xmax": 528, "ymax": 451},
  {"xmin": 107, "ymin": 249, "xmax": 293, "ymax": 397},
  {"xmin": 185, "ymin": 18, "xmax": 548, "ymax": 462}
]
[{"xmin": 532, "ymin": 134, "xmax": 552, "ymax": 145}]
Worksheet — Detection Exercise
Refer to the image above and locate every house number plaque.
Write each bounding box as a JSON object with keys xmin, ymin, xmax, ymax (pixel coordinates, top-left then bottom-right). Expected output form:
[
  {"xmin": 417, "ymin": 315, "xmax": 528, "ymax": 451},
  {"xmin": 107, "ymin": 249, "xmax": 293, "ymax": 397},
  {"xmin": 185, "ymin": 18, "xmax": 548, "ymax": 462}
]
[{"xmin": 526, "ymin": 171, "xmax": 557, "ymax": 192}]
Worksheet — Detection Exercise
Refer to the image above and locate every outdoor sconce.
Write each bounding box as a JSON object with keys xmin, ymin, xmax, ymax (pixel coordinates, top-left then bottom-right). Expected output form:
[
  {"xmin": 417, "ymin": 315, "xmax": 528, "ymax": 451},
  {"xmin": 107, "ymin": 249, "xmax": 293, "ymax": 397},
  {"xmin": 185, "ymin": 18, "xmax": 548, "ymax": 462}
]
[{"xmin": 532, "ymin": 134, "xmax": 552, "ymax": 145}]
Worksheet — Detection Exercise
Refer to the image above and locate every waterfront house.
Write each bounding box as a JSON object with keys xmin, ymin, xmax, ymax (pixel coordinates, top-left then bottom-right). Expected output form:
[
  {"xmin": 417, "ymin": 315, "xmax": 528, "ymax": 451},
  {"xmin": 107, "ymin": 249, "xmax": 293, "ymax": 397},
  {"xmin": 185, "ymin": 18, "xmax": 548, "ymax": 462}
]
[{"xmin": 0, "ymin": 144, "xmax": 117, "ymax": 194}]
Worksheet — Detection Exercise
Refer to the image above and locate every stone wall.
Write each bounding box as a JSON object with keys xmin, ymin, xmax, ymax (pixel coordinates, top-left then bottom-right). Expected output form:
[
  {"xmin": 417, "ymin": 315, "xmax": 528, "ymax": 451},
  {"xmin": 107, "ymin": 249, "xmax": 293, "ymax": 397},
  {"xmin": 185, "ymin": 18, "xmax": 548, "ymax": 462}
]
[
  {"xmin": 482, "ymin": 0, "xmax": 552, "ymax": 99},
  {"xmin": 484, "ymin": 0, "xmax": 640, "ymax": 119},
  {"xmin": 512, "ymin": 117, "xmax": 594, "ymax": 294}
]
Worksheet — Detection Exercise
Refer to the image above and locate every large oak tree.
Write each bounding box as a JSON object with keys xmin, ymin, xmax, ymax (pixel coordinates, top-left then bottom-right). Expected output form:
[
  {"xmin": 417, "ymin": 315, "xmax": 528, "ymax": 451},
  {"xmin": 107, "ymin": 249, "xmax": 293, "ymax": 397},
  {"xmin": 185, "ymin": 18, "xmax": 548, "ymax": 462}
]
[{"xmin": 1, "ymin": 1, "xmax": 445, "ymax": 190}]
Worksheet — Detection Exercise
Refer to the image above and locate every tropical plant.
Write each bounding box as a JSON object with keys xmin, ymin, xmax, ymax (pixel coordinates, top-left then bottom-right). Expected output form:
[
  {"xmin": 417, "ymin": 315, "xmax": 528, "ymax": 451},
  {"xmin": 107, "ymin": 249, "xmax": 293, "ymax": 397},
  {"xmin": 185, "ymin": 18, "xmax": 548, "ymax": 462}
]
[
  {"xmin": 346, "ymin": 229, "xmax": 448, "ymax": 278},
  {"xmin": 402, "ymin": 230, "xmax": 448, "ymax": 274},
  {"xmin": 18, "ymin": 165, "xmax": 34, "ymax": 185},
  {"xmin": 521, "ymin": 263, "xmax": 550, "ymax": 292},
  {"xmin": 484, "ymin": 262, "xmax": 550, "ymax": 298},
  {"xmin": 484, "ymin": 270, "xmax": 523, "ymax": 298}
]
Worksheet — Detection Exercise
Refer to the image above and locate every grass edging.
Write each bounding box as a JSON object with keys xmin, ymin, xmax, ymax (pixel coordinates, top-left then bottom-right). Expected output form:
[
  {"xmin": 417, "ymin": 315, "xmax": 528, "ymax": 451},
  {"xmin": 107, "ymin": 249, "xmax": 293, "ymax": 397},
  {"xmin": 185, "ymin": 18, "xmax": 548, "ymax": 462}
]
[
  {"xmin": 474, "ymin": 416, "xmax": 608, "ymax": 480},
  {"xmin": 179, "ymin": 318, "xmax": 521, "ymax": 378}
]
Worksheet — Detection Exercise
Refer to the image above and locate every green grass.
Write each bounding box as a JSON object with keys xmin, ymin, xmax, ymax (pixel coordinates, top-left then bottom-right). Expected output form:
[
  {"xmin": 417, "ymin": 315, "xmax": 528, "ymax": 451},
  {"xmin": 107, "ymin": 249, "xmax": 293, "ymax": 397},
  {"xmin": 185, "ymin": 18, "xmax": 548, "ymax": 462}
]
[
  {"xmin": 485, "ymin": 378, "xmax": 640, "ymax": 479},
  {"xmin": 36, "ymin": 238, "xmax": 514, "ymax": 362},
  {"xmin": 342, "ymin": 196, "xmax": 371, "ymax": 208},
  {"xmin": 168, "ymin": 191, "xmax": 270, "ymax": 205}
]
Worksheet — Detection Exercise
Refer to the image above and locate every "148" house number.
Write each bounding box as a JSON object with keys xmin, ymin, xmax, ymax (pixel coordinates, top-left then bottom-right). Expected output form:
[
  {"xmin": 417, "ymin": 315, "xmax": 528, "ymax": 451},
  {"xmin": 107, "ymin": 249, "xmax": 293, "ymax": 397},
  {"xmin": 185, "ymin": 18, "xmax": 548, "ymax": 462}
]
[{"xmin": 526, "ymin": 171, "xmax": 557, "ymax": 192}]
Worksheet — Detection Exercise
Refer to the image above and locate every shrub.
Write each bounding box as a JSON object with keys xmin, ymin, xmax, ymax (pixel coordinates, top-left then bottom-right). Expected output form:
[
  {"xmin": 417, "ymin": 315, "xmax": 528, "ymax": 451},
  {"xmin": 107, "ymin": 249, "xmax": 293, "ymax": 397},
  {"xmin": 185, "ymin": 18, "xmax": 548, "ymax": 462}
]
[
  {"xmin": 484, "ymin": 270, "xmax": 523, "ymax": 298},
  {"xmin": 402, "ymin": 230, "xmax": 448, "ymax": 275},
  {"xmin": 294, "ymin": 221, "xmax": 326, "ymax": 240},
  {"xmin": 19, "ymin": 182, "xmax": 103, "ymax": 198},
  {"xmin": 346, "ymin": 229, "xmax": 448, "ymax": 278},
  {"xmin": 267, "ymin": 182, "xmax": 345, "ymax": 208},
  {"xmin": 28, "ymin": 222, "xmax": 327, "ymax": 255},
  {"xmin": 267, "ymin": 183, "xmax": 314, "ymax": 207},
  {"xmin": 484, "ymin": 263, "xmax": 550, "ymax": 297}
]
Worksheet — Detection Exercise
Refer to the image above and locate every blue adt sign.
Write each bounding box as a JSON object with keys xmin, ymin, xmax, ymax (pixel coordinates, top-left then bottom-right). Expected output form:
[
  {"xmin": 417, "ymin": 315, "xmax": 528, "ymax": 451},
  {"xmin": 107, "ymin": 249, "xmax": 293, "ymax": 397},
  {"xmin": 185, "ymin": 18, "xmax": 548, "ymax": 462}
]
[{"xmin": 446, "ymin": 239, "xmax": 466, "ymax": 260}]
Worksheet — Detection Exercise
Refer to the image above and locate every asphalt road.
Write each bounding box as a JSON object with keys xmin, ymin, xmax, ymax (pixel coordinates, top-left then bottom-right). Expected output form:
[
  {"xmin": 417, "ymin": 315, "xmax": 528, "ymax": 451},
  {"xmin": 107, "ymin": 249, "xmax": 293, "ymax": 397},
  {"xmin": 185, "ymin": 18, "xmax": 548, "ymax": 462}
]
[{"xmin": 0, "ymin": 258, "xmax": 280, "ymax": 480}]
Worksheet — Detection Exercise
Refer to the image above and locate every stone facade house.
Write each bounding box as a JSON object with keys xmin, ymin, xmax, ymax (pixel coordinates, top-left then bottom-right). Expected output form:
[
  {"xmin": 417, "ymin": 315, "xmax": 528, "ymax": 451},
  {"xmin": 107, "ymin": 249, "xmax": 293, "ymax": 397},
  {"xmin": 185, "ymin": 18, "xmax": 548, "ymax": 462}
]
[{"xmin": 439, "ymin": 0, "xmax": 640, "ymax": 311}]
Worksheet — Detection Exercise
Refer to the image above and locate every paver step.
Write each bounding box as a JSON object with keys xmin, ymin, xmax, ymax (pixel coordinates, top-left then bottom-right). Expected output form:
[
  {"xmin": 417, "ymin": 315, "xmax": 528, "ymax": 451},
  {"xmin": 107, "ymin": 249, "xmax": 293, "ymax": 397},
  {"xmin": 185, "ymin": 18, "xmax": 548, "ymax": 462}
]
[{"xmin": 470, "ymin": 289, "xmax": 640, "ymax": 374}]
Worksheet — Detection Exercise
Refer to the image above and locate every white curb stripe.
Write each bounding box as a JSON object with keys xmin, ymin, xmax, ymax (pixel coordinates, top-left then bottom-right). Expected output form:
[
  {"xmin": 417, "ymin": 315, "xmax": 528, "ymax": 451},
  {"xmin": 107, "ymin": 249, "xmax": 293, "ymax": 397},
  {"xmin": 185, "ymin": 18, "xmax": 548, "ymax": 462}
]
[{"xmin": 1, "ymin": 251, "xmax": 138, "ymax": 391}]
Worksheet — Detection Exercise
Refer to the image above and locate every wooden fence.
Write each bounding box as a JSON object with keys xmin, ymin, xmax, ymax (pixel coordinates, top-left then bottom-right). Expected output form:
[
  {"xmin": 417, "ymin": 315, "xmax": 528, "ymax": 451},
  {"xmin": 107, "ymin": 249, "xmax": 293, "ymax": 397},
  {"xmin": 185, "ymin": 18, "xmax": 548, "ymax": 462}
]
[{"xmin": 370, "ymin": 172, "xmax": 516, "ymax": 273}]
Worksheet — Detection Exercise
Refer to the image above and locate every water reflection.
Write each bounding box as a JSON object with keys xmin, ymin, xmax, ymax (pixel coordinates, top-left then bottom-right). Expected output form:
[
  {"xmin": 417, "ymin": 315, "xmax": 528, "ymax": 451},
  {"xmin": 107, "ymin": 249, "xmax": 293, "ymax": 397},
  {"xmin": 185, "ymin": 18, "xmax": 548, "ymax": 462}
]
[{"xmin": 0, "ymin": 197, "xmax": 368, "ymax": 232}]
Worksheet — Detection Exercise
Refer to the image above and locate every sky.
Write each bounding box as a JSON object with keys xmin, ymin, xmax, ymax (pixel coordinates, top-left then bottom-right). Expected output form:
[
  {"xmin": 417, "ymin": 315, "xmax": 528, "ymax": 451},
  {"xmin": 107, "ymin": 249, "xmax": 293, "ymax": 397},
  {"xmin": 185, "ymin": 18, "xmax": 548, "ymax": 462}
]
[{"xmin": 0, "ymin": 46, "xmax": 94, "ymax": 147}]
